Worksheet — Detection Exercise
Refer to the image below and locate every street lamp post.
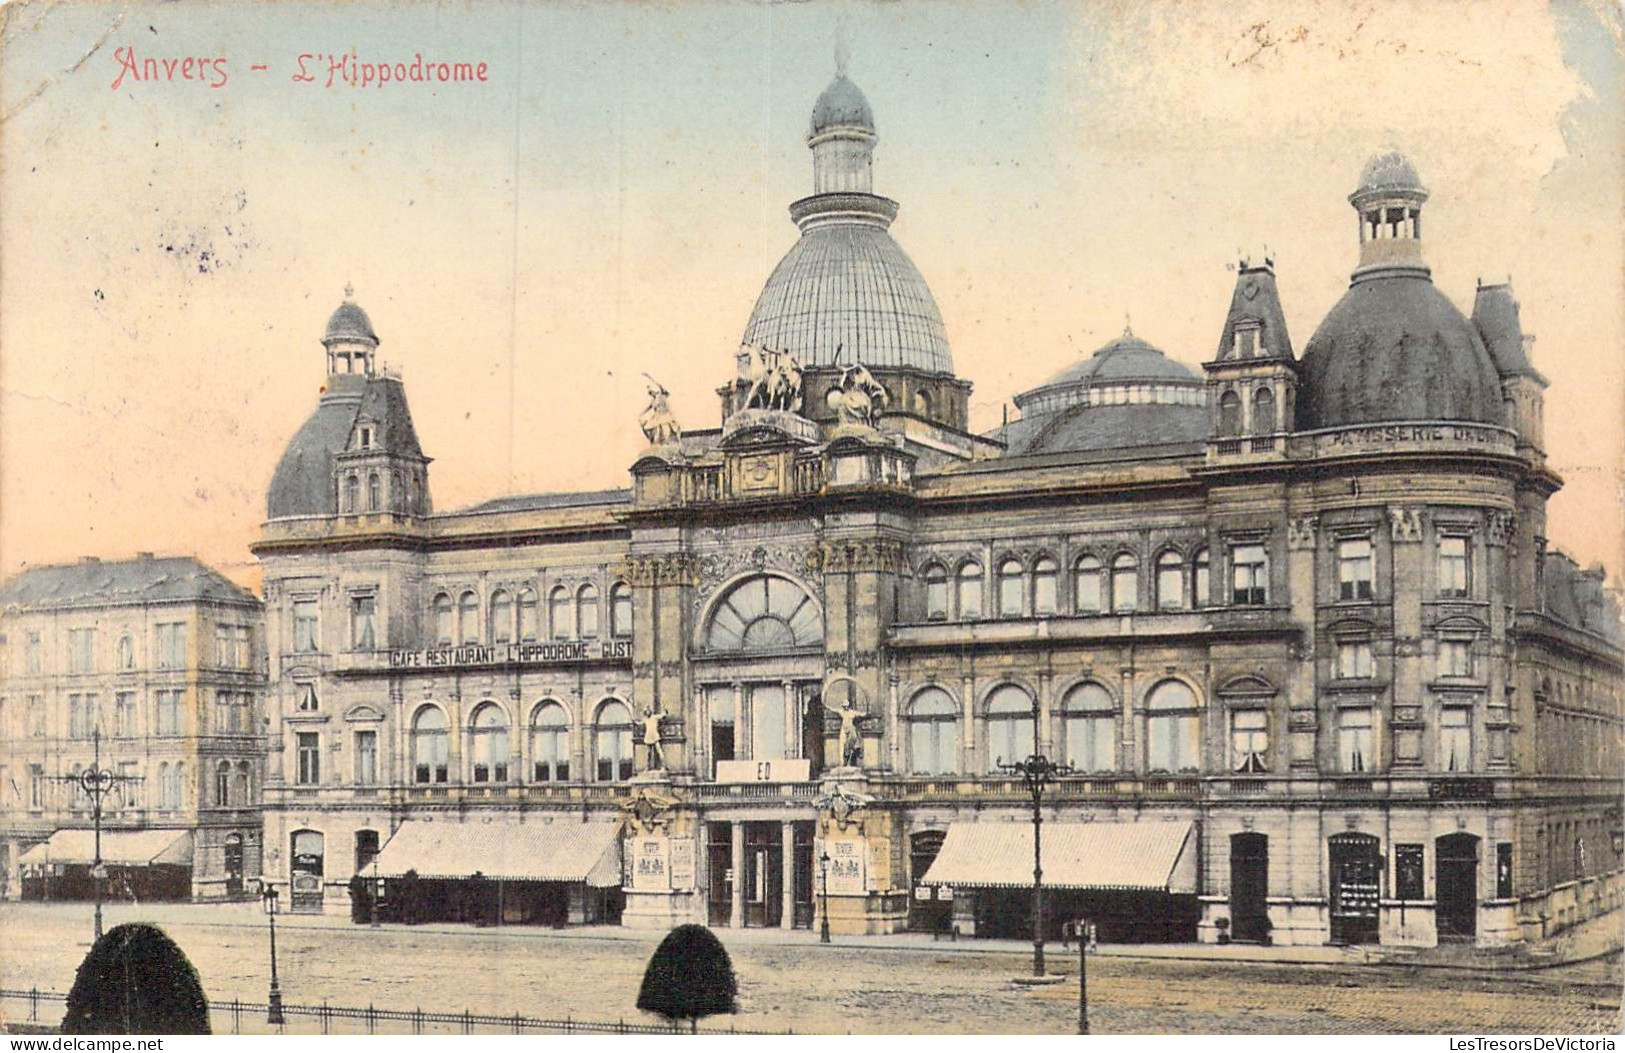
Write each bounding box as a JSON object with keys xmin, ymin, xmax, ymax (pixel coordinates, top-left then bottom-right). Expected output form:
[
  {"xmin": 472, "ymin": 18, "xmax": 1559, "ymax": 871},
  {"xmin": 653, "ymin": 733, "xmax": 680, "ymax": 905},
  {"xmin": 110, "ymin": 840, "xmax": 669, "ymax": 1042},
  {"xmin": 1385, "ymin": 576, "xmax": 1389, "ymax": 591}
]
[
  {"xmin": 996, "ymin": 696, "xmax": 1073, "ymax": 978},
  {"xmin": 262, "ymin": 884, "xmax": 285, "ymax": 1025},
  {"xmin": 818, "ymin": 850, "xmax": 832, "ymax": 944},
  {"xmin": 52, "ymin": 729, "xmax": 139, "ymax": 942},
  {"xmin": 1077, "ymin": 918, "xmax": 1091, "ymax": 1034}
]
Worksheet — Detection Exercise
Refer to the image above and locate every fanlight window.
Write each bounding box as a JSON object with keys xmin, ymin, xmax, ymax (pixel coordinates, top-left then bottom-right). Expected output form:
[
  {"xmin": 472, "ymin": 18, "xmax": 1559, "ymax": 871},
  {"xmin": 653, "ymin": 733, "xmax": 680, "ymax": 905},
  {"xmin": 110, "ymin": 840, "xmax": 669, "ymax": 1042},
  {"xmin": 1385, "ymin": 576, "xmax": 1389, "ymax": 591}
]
[
  {"xmin": 907, "ymin": 688, "xmax": 959, "ymax": 775},
  {"xmin": 469, "ymin": 702, "xmax": 510, "ymax": 783},
  {"xmin": 704, "ymin": 575, "xmax": 823, "ymax": 653}
]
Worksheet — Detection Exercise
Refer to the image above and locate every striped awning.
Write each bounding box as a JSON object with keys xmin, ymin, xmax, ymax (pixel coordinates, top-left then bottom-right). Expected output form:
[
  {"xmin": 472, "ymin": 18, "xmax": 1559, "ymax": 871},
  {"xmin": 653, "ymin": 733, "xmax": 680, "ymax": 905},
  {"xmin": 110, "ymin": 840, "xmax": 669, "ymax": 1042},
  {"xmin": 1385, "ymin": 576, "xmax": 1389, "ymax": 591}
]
[
  {"xmin": 19, "ymin": 829, "xmax": 193, "ymax": 867},
  {"xmin": 372, "ymin": 819, "xmax": 622, "ymax": 887},
  {"xmin": 920, "ymin": 821, "xmax": 1197, "ymax": 893}
]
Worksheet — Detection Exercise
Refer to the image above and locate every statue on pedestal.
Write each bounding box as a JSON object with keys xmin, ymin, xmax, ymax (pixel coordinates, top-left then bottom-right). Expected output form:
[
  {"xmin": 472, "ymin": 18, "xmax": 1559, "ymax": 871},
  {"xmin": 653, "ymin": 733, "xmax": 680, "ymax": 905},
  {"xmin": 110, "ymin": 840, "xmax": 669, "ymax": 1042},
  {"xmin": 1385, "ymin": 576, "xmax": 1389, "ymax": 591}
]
[
  {"xmin": 737, "ymin": 345, "xmax": 805, "ymax": 413},
  {"xmin": 639, "ymin": 706, "xmax": 665, "ymax": 770},
  {"xmin": 639, "ymin": 376, "xmax": 682, "ymax": 447},
  {"xmin": 827, "ymin": 360, "xmax": 890, "ymax": 427}
]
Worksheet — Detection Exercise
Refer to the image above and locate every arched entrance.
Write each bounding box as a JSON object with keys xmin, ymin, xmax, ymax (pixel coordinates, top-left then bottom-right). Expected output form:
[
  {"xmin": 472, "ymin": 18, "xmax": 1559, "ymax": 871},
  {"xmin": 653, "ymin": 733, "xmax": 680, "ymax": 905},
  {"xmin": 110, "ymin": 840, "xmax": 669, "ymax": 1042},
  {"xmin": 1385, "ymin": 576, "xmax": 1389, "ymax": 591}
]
[
  {"xmin": 1436, "ymin": 833, "xmax": 1480, "ymax": 940},
  {"xmin": 1328, "ymin": 833, "xmax": 1381, "ymax": 945},
  {"xmin": 223, "ymin": 834, "xmax": 244, "ymax": 897},
  {"xmin": 1229, "ymin": 832, "xmax": 1269, "ymax": 942}
]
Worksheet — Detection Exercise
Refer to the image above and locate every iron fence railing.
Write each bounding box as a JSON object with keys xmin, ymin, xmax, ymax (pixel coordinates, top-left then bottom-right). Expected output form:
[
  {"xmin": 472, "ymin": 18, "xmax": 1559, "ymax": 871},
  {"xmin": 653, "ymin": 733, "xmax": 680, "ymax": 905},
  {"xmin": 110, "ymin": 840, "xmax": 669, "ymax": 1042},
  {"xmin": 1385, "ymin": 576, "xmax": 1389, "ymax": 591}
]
[{"xmin": 0, "ymin": 987, "xmax": 787, "ymax": 1036}]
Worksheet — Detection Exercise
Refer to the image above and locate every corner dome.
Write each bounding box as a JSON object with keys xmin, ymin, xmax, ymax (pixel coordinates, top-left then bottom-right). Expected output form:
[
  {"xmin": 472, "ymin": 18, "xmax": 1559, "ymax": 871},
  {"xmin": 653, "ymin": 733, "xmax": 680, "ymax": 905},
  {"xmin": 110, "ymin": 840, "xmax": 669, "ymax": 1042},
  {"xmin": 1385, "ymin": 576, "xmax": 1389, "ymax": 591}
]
[
  {"xmin": 323, "ymin": 296, "xmax": 378, "ymax": 348},
  {"xmin": 742, "ymin": 223, "xmax": 952, "ymax": 372},
  {"xmin": 810, "ymin": 74, "xmax": 874, "ymax": 136},
  {"xmin": 1036, "ymin": 330, "xmax": 1201, "ymax": 390},
  {"xmin": 1297, "ymin": 276, "xmax": 1505, "ymax": 430}
]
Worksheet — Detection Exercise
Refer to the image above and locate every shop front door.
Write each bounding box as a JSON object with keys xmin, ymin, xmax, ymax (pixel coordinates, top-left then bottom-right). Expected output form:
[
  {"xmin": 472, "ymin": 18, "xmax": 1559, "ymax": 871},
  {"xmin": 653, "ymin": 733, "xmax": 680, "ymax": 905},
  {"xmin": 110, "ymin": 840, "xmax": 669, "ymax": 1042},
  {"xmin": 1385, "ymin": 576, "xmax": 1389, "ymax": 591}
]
[
  {"xmin": 1435, "ymin": 833, "xmax": 1479, "ymax": 940},
  {"xmin": 1328, "ymin": 833, "xmax": 1381, "ymax": 945},
  {"xmin": 1229, "ymin": 832, "xmax": 1269, "ymax": 942}
]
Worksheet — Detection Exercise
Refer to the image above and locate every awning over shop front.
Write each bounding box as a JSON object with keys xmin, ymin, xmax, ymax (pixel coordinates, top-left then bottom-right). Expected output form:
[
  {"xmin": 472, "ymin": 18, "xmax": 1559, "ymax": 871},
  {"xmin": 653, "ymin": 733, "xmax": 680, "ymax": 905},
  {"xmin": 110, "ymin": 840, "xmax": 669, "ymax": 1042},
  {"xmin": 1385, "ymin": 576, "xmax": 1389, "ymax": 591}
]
[
  {"xmin": 372, "ymin": 820, "xmax": 622, "ymax": 887},
  {"xmin": 920, "ymin": 821, "xmax": 1197, "ymax": 893},
  {"xmin": 19, "ymin": 829, "xmax": 193, "ymax": 867}
]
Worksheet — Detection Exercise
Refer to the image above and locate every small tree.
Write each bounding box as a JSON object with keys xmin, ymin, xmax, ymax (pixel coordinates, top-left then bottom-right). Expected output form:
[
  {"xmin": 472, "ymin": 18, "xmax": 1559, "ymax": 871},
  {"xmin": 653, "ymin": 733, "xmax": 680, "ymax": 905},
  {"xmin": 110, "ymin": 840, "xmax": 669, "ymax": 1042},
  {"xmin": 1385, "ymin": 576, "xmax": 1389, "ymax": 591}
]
[
  {"xmin": 63, "ymin": 923, "xmax": 210, "ymax": 1034},
  {"xmin": 636, "ymin": 924, "xmax": 739, "ymax": 1032}
]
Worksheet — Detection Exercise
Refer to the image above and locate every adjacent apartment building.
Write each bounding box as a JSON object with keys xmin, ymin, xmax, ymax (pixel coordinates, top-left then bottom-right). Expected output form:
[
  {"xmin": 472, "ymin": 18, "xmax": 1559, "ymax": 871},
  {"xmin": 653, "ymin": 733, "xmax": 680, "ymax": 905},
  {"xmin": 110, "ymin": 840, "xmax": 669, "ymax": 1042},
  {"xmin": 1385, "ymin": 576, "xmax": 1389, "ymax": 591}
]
[
  {"xmin": 0, "ymin": 554, "xmax": 267, "ymax": 901},
  {"xmin": 250, "ymin": 67, "xmax": 1622, "ymax": 947}
]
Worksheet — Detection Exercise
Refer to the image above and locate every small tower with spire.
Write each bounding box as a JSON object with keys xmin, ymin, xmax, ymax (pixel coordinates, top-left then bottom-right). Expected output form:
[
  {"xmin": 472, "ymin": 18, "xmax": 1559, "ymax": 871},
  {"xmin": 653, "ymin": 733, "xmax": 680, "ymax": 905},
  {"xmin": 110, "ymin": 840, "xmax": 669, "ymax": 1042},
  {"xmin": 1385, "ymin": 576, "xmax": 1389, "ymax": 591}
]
[
  {"xmin": 323, "ymin": 283, "xmax": 379, "ymax": 381},
  {"xmin": 1204, "ymin": 256, "xmax": 1298, "ymax": 457}
]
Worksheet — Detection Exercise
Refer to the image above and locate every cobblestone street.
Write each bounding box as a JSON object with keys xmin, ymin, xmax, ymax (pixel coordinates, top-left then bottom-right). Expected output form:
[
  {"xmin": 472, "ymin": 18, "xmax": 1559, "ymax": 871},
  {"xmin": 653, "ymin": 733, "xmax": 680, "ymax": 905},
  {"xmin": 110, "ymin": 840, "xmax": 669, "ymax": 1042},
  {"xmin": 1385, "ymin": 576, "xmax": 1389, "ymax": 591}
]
[{"xmin": 0, "ymin": 903, "xmax": 1619, "ymax": 1034}]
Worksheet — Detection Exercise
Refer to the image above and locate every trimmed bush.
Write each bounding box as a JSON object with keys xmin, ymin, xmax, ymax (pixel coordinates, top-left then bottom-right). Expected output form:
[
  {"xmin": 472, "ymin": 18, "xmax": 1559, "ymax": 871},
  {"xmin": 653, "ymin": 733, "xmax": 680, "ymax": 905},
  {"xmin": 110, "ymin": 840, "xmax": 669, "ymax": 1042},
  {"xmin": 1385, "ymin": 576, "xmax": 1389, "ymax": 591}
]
[
  {"xmin": 63, "ymin": 923, "xmax": 210, "ymax": 1034},
  {"xmin": 636, "ymin": 924, "xmax": 739, "ymax": 1029}
]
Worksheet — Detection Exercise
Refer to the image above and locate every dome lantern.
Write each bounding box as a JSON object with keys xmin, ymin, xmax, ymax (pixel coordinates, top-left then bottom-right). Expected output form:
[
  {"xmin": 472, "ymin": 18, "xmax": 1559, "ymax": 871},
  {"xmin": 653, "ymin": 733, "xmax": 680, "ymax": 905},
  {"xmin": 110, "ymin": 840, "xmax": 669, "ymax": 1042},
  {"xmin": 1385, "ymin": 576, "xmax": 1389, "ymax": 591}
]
[{"xmin": 1348, "ymin": 151, "xmax": 1429, "ymax": 282}]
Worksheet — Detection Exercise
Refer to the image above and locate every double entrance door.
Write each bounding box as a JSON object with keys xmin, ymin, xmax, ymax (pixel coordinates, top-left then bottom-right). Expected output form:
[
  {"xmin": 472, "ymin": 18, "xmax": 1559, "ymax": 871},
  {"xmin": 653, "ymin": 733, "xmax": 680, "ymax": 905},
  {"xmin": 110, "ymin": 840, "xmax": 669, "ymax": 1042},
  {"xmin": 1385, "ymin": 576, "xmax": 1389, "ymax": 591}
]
[{"xmin": 706, "ymin": 821, "xmax": 815, "ymax": 928}]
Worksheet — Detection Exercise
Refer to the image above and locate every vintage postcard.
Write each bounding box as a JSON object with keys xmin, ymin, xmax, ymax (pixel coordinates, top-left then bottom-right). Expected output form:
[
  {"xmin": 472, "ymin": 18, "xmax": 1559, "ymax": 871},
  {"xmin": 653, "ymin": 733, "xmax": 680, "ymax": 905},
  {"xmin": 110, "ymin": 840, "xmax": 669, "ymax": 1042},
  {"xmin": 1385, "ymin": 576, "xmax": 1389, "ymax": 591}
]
[{"xmin": 0, "ymin": 0, "xmax": 1620, "ymax": 1039}]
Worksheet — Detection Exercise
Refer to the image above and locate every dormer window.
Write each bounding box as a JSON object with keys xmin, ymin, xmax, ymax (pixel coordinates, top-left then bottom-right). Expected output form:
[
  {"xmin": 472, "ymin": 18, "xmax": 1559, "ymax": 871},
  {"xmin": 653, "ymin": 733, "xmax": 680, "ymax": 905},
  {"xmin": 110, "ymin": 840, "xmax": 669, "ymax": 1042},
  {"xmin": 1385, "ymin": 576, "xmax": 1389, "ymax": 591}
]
[
  {"xmin": 359, "ymin": 426, "xmax": 374, "ymax": 449},
  {"xmin": 1233, "ymin": 324, "xmax": 1260, "ymax": 359}
]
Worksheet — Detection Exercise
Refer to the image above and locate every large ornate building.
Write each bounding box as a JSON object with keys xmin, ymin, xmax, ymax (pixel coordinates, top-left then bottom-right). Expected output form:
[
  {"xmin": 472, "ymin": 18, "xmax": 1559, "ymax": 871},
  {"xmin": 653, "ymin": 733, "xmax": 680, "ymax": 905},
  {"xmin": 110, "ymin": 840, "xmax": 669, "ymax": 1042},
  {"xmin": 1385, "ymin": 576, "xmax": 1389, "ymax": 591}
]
[
  {"xmin": 252, "ymin": 69, "xmax": 1622, "ymax": 947},
  {"xmin": 0, "ymin": 555, "xmax": 267, "ymax": 901}
]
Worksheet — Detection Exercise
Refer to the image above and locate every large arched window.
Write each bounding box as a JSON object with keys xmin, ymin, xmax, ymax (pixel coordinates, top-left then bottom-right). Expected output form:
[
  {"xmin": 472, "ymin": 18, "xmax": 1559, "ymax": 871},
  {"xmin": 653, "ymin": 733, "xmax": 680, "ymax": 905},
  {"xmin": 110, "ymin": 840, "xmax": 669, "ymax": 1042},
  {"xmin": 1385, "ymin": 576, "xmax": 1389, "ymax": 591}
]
[
  {"xmin": 1032, "ymin": 558, "xmax": 1058, "ymax": 617},
  {"xmin": 1251, "ymin": 387, "xmax": 1276, "ymax": 435},
  {"xmin": 489, "ymin": 590, "xmax": 513, "ymax": 645},
  {"xmin": 957, "ymin": 562, "xmax": 984, "ymax": 621},
  {"xmin": 367, "ymin": 472, "xmax": 381, "ymax": 512},
  {"xmin": 1063, "ymin": 682, "xmax": 1116, "ymax": 773},
  {"xmin": 997, "ymin": 559, "xmax": 1025, "ymax": 618},
  {"xmin": 343, "ymin": 474, "xmax": 360, "ymax": 513},
  {"xmin": 432, "ymin": 593, "xmax": 453, "ymax": 645},
  {"xmin": 516, "ymin": 588, "xmax": 539, "ymax": 642},
  {"xmin": 549, "ymin": 586, "xmax": 571, "ymax": 640},
  {"xmin": 215, "ymin": 760, "xmax": 231, "ymax": 807},
  {"xmin": 411, "ymin": 706, "xmax": 449, "ymax": 784},
  {"xmin": 1193, "ymin": 548, "xmax": 1211, "ymax": 607},
  {"xmin": 610, "ymin": 582, "xmax": 633, "ymax": 639},
  {"xmin": 703, "ymin": 575, "xmax": 823, "ymax": 652},
  {"xmin": 232, "ymin": 761, "xmax": 250, "ymax": 806},
  {"xmin": 594, "ymin": 700, "xmax": 634, "ymax": 782},
  {"xmin": 1146, "ymin": 680, "xmax": 1202, "ymax": 773},
  {"xmin": 1074, "ymin": 555, "xmax": 1102, "ymax": 614},
  {"xmin": 1111, "ymin": 553, "xmax": 1139, "ymax": 613},
  {"xmin": 469, "ymin": 702, "xmax": 510, "ymax": 783},
  {"xmin": 923, "ymin": 564, "xmax": 949, "ymax": 621},
  {"xmin": 1218, "ymin": 390, "xmax": 1242, "ymax": 436},
  {"xmin": 577, "ymin": 584, "xmax": 600, "ymax": 639},
  {"xmin": 984, "ymin": 685, "xmax": 1034, "ymax": 774},
  {"xmin": 1156, "ymin": 550, "xmax": 1185, "ymax": 611},
  {"xmin": 530, "ymin": 702, "xmax": 570, "ymax": 782},
  {"xmin": 457, "ymin": 590, "xmax": 479, "ymax": 645},
  {"xmin": 906, "ymin": 688, "xmax": 959, "ymax": 775}
]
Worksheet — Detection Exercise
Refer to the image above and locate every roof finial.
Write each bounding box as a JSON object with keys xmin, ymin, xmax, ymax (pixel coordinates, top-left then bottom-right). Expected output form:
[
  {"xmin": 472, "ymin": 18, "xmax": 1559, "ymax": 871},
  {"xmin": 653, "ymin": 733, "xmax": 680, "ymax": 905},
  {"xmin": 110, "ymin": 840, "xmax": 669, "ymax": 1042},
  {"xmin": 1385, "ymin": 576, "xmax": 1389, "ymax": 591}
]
[
  {"xmin": 343, "ymin": 281, "xmax": 355, "ymax": 302},
  {"xmin": 834, "ymin": 13, "xmax": 851, "ymax": 76},
  {"xmin": 1123, "ymin": 312, "xmax": 1133, "ymax": 340}
]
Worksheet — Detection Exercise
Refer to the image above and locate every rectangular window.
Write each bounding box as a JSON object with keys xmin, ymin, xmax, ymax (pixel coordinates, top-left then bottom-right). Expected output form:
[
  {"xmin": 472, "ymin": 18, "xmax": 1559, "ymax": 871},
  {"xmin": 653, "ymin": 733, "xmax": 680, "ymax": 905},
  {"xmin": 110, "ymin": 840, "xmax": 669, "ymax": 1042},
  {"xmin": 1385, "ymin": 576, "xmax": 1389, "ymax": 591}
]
[
  {"xmin": 1230, "ymin": 709, "xmax": 1268, "ymax": 773},
  {"xmin": 1074, "ymin": 563, "xmax": 1102, "ymax": 614},
  {"xmin": 1231, "ymin": 544, "xmax": 1268, "ymax": 605},
  {"xmin": 925, "ymin": 574, "xmax": 948, "ymax": 621},
  {"xmin": 1439, "ymin": 707, "xmax": 1471, "ymax": 771},
  {"xmin": 296, "ymin": 732, "xmax": 321, "ymax": 785},
  {"xmin": 155, "ymin": 623, "xmax": 187, "ymax": 670},
  {"xmin": 1438, "ymin": 639, "xmax": 1472, "ymax": 678},
  {"xmin": 24, "ymin": 631, "xmax": 41, "ymax": 674},
  {"xmin": 350, "ymin": 595, "xmax": 377, "ymax": 651},
  {"xmin": 215, "ymin": 624, "xmax": 250, "ymax": 669},
  {"xmin": 355, "ymin": 730, "xmax": 378, "ymax": 786},
  {"xmin": 68, "ymin": 628, "xmax": 97, "ymax": 673},
  {"xmin": 1336, "ymin": 640, "xmax": 1374, "ymax": 680},
  {"xmin": 1337, "ymin": 707, "xmax": 1374, "ymax": 773},
  {"xmin": 292, "ymin": 600, "xmax": 319, "ymax": 654},
  {"xmin": 1337, "ymin": 538, "xmax": 1374, "ymax": 601},
  {"xmin": 27, "ymin": 695, "xmax": 44, "ymax": 737},
  {"xmin": 1438, "ymin": 536, "xmax": 1470, "ymax": 598},
  {"xmin": 115, "ymin": 692, "xmax": 137, "ymax": 737},
  {"xmin": 29, "ymin": 765, "xmax": 44, "ymax": 809},
  {"xmin": 1395, "ymin": 843, "xmax": 1425, "ymax": 899},
  {"xmin": 155, "ymin": 690, "xmax": 183, "ymax": 736},
  {"xmin": 68, "ymin": 694, "xmax": 84, "ymax": 739}
]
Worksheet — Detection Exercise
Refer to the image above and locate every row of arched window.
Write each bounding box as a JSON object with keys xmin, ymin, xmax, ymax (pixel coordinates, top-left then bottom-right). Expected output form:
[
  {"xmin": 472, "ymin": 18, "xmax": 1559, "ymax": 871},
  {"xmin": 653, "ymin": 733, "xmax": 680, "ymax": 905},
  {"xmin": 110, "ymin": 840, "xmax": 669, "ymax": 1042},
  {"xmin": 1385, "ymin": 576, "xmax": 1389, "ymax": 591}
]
[
  {"xmin": 1216, "ymin": 386, "xmax": 1277, "ymax": 438},
  {"xmin": 409, "ymin": 699, "xmax": 635, "ymax": 785},
  {"xmin": 430, "ymin": 583, "xmax": 632, "ymax": 647},
  {"xmin": 902, "ymin": 679, "xmax": 1206, "ymax": 775},
  {"xmin": 340, "ymin": 468, "xmax": 425, "ymax": 515},
  {"xmin": 921, "ymin": 548, "xmax": 1212, "ymax": 621}
]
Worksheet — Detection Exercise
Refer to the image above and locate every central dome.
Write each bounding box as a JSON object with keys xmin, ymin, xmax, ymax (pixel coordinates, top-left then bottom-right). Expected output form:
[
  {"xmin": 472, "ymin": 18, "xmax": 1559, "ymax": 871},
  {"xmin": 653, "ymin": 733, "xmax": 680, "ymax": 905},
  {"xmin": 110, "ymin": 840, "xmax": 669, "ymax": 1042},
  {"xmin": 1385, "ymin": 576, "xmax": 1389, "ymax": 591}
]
[{"xmin": 742, "ymin": 223, "xmax": 953, "ymax": 372}]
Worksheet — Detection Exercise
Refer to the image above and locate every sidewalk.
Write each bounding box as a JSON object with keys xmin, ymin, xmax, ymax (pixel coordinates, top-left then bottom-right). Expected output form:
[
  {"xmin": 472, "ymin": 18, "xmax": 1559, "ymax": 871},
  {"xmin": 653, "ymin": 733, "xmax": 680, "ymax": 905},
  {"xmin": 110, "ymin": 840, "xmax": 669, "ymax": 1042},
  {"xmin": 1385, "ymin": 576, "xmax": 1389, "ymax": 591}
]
[{"xmin": 7, "ymin": 899, "xmax": 1618, "ymax": 973}]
